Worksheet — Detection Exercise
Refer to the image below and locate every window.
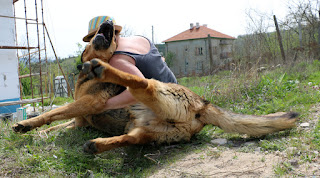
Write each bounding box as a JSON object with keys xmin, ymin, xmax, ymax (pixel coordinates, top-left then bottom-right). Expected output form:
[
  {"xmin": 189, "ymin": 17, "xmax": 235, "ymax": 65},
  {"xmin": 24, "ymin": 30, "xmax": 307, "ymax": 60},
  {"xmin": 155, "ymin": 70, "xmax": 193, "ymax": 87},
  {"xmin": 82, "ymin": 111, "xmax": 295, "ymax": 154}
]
[
  {"xmin": 196, "ymin": 61, "xmax": 203, "ymax": 70},
  {"xmin": 195, "ymin": 47, "xmax": 203, "ymax": 55},
  {"xmin": 184, "ymin": 45, "xmax": 189, "ymax": 52},
  {"xmin": 212, "ymin": 46, "xmax": 218, "ymax": 55}
]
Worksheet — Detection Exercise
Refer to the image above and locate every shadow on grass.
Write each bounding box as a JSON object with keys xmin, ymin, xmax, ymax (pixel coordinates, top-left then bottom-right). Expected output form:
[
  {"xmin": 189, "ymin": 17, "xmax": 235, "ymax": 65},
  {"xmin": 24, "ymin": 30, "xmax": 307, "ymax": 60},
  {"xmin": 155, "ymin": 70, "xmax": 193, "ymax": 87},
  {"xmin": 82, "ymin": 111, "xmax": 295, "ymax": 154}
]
[
  {"xmin": 1, "ymin": 120, "xmax": 298, "ymax": 177},
  {"xmin": 52, "ymin": 126, "xmax": 209, "ymax": 177}
]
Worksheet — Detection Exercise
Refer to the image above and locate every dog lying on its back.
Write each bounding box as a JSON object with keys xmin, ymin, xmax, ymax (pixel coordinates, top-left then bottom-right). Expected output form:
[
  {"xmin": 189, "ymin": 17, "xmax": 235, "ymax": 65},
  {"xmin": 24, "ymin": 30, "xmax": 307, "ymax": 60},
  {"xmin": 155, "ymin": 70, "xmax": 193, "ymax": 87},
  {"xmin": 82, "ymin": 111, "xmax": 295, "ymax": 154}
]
[{"xmin": 12, "ymin": 20, "xmax": 299, "ymax": 154}]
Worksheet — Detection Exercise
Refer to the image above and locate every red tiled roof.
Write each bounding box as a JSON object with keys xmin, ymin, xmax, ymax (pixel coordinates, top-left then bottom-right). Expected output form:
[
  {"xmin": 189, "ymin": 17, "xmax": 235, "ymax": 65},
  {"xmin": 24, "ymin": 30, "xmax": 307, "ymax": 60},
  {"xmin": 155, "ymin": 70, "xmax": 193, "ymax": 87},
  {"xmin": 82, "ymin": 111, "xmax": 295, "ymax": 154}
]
[{"xmin": 163, "ymin": 26, "xmax": 236, "ymax": 43}]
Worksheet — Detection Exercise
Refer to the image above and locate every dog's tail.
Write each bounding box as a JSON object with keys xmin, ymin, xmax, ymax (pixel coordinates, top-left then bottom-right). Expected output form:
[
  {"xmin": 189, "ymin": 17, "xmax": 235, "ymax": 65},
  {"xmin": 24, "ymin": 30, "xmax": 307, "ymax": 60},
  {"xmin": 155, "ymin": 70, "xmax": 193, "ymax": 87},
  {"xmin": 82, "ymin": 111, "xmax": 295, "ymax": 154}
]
[{"xmin": 201, "ymin": 104, "xmax": 299, "ymax": 136}]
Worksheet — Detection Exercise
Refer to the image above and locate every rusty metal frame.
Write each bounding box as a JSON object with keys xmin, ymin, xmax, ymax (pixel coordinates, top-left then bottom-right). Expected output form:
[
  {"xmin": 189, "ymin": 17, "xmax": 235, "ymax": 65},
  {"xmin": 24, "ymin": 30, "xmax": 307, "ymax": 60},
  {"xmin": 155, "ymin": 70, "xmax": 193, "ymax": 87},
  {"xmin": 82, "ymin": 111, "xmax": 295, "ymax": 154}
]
[{"xmin": 0, "ymin": 0, "xmax": 74, "ymax": 112}]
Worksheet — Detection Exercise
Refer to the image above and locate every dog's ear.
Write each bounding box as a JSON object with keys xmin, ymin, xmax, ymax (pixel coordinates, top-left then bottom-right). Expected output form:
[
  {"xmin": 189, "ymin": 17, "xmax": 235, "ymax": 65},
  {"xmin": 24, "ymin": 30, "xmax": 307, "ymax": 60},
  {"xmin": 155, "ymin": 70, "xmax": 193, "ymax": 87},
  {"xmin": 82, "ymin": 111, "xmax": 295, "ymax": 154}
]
[
  {"xmin": 80, "ymin": 50, "xmax": 84, "ymax": 63},
  {"xmin": 77, "ymin": 64, "xmax": 83, "ymax": 71}
]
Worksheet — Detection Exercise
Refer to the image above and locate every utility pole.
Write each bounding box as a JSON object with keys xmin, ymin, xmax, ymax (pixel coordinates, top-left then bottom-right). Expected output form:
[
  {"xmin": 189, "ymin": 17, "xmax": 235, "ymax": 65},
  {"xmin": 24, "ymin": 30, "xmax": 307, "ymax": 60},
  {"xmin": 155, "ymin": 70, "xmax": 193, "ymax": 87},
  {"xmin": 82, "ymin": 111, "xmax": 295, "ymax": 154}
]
[{"xmin": 152, "ymin": 25, "xmax": 154, "ymax": 44}]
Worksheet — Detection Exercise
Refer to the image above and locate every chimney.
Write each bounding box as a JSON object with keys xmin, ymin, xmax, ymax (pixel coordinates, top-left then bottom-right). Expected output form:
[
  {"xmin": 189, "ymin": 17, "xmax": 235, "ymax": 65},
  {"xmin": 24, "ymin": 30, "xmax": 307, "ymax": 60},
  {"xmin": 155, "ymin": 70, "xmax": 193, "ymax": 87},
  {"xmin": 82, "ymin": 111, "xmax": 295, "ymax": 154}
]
[
  {"xmin": 196, "ymin": 22, "xmax": 200, "ymax": 29},
  {"xmin": 203, "ymin": 24, "xmax": 207, "ymax": 27},
  {"xmin": 190, "ymin": 23, "xmax": 194, "ymax": 29}
]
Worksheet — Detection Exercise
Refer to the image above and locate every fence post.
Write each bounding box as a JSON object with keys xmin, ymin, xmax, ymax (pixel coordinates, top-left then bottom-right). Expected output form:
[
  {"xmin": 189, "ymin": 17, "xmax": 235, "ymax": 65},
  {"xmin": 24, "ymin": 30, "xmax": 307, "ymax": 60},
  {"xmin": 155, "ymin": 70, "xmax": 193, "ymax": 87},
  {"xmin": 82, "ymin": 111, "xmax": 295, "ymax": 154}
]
[
  {"xmin": 273, "ymin": 15, "xmax": 286, "ymax": 63},
  {"xmin": 53, "ymin": 73, "xmax": 55, "ymax": 97}
]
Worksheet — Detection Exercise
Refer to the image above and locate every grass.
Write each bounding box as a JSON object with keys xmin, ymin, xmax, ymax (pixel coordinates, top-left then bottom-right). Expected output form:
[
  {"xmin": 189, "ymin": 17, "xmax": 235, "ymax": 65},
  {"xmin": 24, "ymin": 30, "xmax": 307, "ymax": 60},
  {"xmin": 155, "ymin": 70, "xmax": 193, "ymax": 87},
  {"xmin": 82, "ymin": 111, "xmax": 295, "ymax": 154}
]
[
  {"xmin": 1, "ymin": 60, "xmax": 320, "ymax": 177},
  {"xmin": 1, "ymin": 120, "xmax": 213, "ymax": 177},
  {"xmin": 42, "ymin": 97, "xmax": 74, "ymax": 106}
]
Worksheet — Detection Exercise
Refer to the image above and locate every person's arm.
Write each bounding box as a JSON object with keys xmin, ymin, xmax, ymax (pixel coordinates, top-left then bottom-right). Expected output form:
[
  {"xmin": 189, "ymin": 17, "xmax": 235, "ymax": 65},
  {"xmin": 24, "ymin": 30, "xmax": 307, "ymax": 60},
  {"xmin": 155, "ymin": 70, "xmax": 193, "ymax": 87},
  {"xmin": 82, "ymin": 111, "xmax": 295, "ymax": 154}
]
[{"xmin": 103, "ymin": 54, "xmax": 145, "ymax": 110}]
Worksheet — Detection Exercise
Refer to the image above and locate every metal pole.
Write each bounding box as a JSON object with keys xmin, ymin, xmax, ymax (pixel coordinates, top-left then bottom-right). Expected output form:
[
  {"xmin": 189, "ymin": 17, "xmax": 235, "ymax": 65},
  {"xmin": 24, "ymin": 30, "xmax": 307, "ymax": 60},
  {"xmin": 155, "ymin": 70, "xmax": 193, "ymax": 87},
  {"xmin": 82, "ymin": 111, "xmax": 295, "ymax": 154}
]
[
  {"xmin": 24, "ymin": 0, "xmax": 35, "ymax": 111},
  {"xmin": 0, "ymin": 15, "xmax": 37, "ymax": 21},
  {"xmin": 35, "ymin": 0, "xmax": 44, "ymax": 112},
  {"xmin": 40, "ymin": 0, "xmax": 50, "ymax": 100},
  {"xmin": 43, "ymin": 24, "xmax": 74, "ymax": 99}
]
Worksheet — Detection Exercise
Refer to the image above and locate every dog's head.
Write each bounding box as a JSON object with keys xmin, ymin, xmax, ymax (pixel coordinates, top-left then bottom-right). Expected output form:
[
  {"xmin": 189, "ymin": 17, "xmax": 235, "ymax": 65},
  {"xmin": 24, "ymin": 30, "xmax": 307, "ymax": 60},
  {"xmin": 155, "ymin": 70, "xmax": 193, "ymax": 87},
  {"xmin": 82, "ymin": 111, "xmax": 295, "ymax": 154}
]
[{"xmin": 81, "ymin": 20, "xmax": 117, "ymax": 63}]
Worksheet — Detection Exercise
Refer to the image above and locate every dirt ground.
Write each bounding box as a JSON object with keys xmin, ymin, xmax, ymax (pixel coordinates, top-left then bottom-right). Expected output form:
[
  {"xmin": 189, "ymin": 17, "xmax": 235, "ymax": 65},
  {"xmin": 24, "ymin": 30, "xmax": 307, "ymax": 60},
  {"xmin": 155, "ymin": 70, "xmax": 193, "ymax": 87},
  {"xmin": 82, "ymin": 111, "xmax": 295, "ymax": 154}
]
[
  {"xmin": 150, "ymin": 148, "xmax": 319, "ymax": 177},
  {"xmin": 150, "ymin": 106, "xmax": 320, "ymax": 177}
]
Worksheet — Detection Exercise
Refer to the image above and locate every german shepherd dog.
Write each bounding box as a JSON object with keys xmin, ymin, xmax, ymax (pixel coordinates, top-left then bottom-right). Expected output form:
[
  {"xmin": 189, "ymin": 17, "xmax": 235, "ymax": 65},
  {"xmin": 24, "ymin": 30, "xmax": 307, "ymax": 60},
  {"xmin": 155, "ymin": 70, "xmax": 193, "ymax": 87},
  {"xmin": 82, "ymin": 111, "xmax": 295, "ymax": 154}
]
[{"xmin": 12, "ymin": 20, "xmax": 299, "ymax": 154}]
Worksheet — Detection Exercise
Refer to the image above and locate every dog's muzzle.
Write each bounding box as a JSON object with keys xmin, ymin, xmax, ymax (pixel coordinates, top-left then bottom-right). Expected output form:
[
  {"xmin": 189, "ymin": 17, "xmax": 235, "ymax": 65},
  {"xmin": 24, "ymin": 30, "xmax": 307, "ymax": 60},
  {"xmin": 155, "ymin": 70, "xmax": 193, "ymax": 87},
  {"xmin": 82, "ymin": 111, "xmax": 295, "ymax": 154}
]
[
  {"xmin": 92, "ymin": 20, "xmax": 114, "ymax": 51},
  {"xmin": 93, "ymin": 34, "xmax": 110, "ymax": 50}
]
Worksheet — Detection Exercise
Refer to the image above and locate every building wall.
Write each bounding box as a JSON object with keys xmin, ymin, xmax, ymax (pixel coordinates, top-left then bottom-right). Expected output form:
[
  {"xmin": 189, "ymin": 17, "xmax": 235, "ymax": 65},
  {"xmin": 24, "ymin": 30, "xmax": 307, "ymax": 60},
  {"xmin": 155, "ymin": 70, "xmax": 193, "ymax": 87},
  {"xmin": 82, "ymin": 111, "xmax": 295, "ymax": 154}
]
[
  {"xmin": 0, "ymin": 0, "xmax": 21, "ymax": 113},
  {"xmin": 165, "ymin": 38, "xmax": 234, "ymax": 77}
]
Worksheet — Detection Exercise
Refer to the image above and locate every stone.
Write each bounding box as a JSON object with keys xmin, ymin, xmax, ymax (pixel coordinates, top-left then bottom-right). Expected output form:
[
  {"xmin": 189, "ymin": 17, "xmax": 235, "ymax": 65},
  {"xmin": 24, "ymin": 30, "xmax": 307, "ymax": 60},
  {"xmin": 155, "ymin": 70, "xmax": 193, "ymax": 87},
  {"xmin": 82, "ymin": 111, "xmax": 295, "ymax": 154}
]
[
  {"xmin": 288, "ymin": 159, "xmax": 299, "ymax": 167},
  {"xmin": 300, "ymin": 122, "xmax": 310, "ymax": 127},
  {"xmin": 211, "ymin": 138, "xmax": 228, "ymax": 145}
]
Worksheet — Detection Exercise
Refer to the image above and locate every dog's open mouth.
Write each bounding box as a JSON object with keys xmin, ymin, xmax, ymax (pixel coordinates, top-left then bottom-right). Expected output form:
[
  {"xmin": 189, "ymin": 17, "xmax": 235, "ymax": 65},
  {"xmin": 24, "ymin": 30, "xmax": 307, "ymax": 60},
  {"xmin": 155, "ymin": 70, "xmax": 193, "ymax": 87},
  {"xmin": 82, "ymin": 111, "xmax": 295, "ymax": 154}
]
[{"xmin": 92, "ymin": 20, "xmax": 114, "ymax": 51}]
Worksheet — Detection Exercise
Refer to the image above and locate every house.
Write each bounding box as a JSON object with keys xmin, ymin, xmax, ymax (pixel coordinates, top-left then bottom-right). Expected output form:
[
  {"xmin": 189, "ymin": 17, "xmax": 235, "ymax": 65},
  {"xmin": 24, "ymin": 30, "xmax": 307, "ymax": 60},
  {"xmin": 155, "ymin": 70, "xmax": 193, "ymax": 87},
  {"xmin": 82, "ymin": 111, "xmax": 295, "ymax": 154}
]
[
  {"xmin": 0, "ymin": 0, "xmax": 21, "ymax": 113},
  {"xmin": 163, "ymin": 23, "xmax": 235, "ymax": 77}
]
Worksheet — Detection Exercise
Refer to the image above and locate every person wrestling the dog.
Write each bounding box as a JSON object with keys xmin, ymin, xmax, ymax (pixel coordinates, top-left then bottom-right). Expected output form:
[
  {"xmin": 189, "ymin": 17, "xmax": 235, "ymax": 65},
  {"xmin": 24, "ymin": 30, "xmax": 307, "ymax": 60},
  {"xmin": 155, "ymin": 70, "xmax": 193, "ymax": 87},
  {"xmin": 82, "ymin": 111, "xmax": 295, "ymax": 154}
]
[{"xmin": 82, "ymin": 16, "xmax": 177, "ymax": 110}]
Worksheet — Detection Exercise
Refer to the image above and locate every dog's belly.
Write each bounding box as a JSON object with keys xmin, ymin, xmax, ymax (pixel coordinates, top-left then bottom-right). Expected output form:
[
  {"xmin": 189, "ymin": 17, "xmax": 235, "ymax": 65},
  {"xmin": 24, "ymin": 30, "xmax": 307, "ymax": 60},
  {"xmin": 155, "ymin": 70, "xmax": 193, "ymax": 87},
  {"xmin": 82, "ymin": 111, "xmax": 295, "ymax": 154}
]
[{"xmin": 86, "ymin": 108, "xmax": 131, "ymax": 136}]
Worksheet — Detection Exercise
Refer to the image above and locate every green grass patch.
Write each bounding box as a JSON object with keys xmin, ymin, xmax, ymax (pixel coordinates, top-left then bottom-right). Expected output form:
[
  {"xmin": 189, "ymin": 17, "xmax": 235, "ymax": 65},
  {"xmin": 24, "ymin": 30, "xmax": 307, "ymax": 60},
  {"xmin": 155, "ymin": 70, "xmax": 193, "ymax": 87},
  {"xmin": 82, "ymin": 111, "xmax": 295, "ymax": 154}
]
[{"xmin": 2, "ymin": 60, "xmax": 320, "ymax": 176}]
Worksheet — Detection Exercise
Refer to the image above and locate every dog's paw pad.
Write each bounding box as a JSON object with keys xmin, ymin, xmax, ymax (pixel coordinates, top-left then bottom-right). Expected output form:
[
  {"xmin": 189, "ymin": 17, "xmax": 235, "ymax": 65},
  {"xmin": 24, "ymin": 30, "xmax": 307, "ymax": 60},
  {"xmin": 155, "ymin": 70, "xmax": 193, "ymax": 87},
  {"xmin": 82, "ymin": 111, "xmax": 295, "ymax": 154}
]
[
  {"xmin": 12, "ymin": 123, "xmax": 32, "ymax": 133},
  {"xmin": 87, "ymin": 72, "xmax": 95, "ymax": 80},
  {"xmin": 94, "ymin": 66, "xmax": 105, "ymax": 78},
  {"xmin": 83, "ymin": 141, "xmax": 98, "ymax": 154},
  {"xmin": 91, "ymin": 59, "xmax": 100, "ymax": 67},
  {"xmin": 82, "ymin": 62, "xmax": 91, "ymax": 74}
]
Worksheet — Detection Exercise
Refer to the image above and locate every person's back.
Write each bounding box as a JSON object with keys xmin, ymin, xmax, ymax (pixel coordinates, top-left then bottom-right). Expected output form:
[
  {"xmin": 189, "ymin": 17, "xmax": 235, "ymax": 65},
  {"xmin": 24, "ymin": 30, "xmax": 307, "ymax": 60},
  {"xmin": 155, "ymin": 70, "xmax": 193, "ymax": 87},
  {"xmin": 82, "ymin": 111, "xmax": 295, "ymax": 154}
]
[
  {"xmin": 114, "ymin": 36, "xmax": 177, "ymax": 84},
  {"xmin": 116, "ymin": 36, "xmax": 150, "ymax": 55}
]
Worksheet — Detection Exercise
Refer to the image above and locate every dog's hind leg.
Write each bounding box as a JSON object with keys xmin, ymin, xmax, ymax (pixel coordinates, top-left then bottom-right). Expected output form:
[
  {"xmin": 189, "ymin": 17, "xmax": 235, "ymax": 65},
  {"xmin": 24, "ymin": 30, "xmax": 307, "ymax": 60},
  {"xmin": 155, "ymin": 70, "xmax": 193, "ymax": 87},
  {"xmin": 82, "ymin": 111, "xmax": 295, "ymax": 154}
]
[
  {"xmin": 83, "ymin": 127, "xmax": 153, "ymax": 154},
  {"xmin": 12, "ymin": 95, "xmax": 104, "ymax": 133}
]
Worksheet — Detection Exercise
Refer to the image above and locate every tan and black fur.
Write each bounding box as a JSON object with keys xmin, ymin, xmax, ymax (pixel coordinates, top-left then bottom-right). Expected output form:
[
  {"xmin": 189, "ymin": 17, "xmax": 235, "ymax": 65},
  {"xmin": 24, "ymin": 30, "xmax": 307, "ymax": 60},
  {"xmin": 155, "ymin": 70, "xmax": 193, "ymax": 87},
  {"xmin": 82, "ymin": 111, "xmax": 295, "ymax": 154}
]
[{"xmin": 12, "ymin": 20, "xmax": 299, "ymax": 154}]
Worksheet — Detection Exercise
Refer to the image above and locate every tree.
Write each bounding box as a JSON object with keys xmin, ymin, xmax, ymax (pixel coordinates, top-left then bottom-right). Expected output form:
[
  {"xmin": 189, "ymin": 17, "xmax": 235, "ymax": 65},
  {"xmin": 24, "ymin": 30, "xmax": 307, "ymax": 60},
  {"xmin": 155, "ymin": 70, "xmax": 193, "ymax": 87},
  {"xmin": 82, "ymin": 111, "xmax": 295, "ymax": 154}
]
[{"xmin": 165, "ymin": 51, "xmax": 175, "ymax": 67}]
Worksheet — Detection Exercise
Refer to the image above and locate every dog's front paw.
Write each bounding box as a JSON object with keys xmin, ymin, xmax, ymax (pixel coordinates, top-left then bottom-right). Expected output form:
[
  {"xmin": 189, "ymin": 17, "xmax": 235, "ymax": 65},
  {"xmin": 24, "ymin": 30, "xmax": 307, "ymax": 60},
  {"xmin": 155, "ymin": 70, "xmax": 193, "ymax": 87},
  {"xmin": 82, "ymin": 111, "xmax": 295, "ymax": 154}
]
[
  {"xmin": 83, "ymin": 140, "xmax": 98, "ymax": 154},
  {"xmin": 80, "ymin": 59, "xmax": 107, "ymax": 79},
  {"xmin": 12, "ymin": 123, "xmax": 32, "ymax": 133},
  {"xmin": 91, "ymin": 59, "xmax": 106, "ymax": 78}
]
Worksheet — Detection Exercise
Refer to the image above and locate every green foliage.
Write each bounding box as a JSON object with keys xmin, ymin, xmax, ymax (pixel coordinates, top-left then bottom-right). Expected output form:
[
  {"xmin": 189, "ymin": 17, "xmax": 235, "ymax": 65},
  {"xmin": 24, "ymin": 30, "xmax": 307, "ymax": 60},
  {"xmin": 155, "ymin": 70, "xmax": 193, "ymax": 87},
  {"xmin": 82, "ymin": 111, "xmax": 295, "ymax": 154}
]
[
  {"xmin": 259, "ymin": 140, "xmax": 286, "ymax": 151},
  {"xmin": 74, "ymin": 43, "xmax": 84, "ymax": 71},
  {"xmin": 20, "ymin": 44, "xmax": 83, "ymax": 99},
  {"xmin": 42, "ymin": 97, "xmax": 74, "ymax": 106},
  {"xmin": 273, "ymin": 162, "xmax": 293, "ymax": 176},
  {"xmin": 182, "ymin": 61, "xmax": 320, "ymax": 117},
  {"xmin": 19, "ymin": 62, "xmax": 31, "ymax": 95}
]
